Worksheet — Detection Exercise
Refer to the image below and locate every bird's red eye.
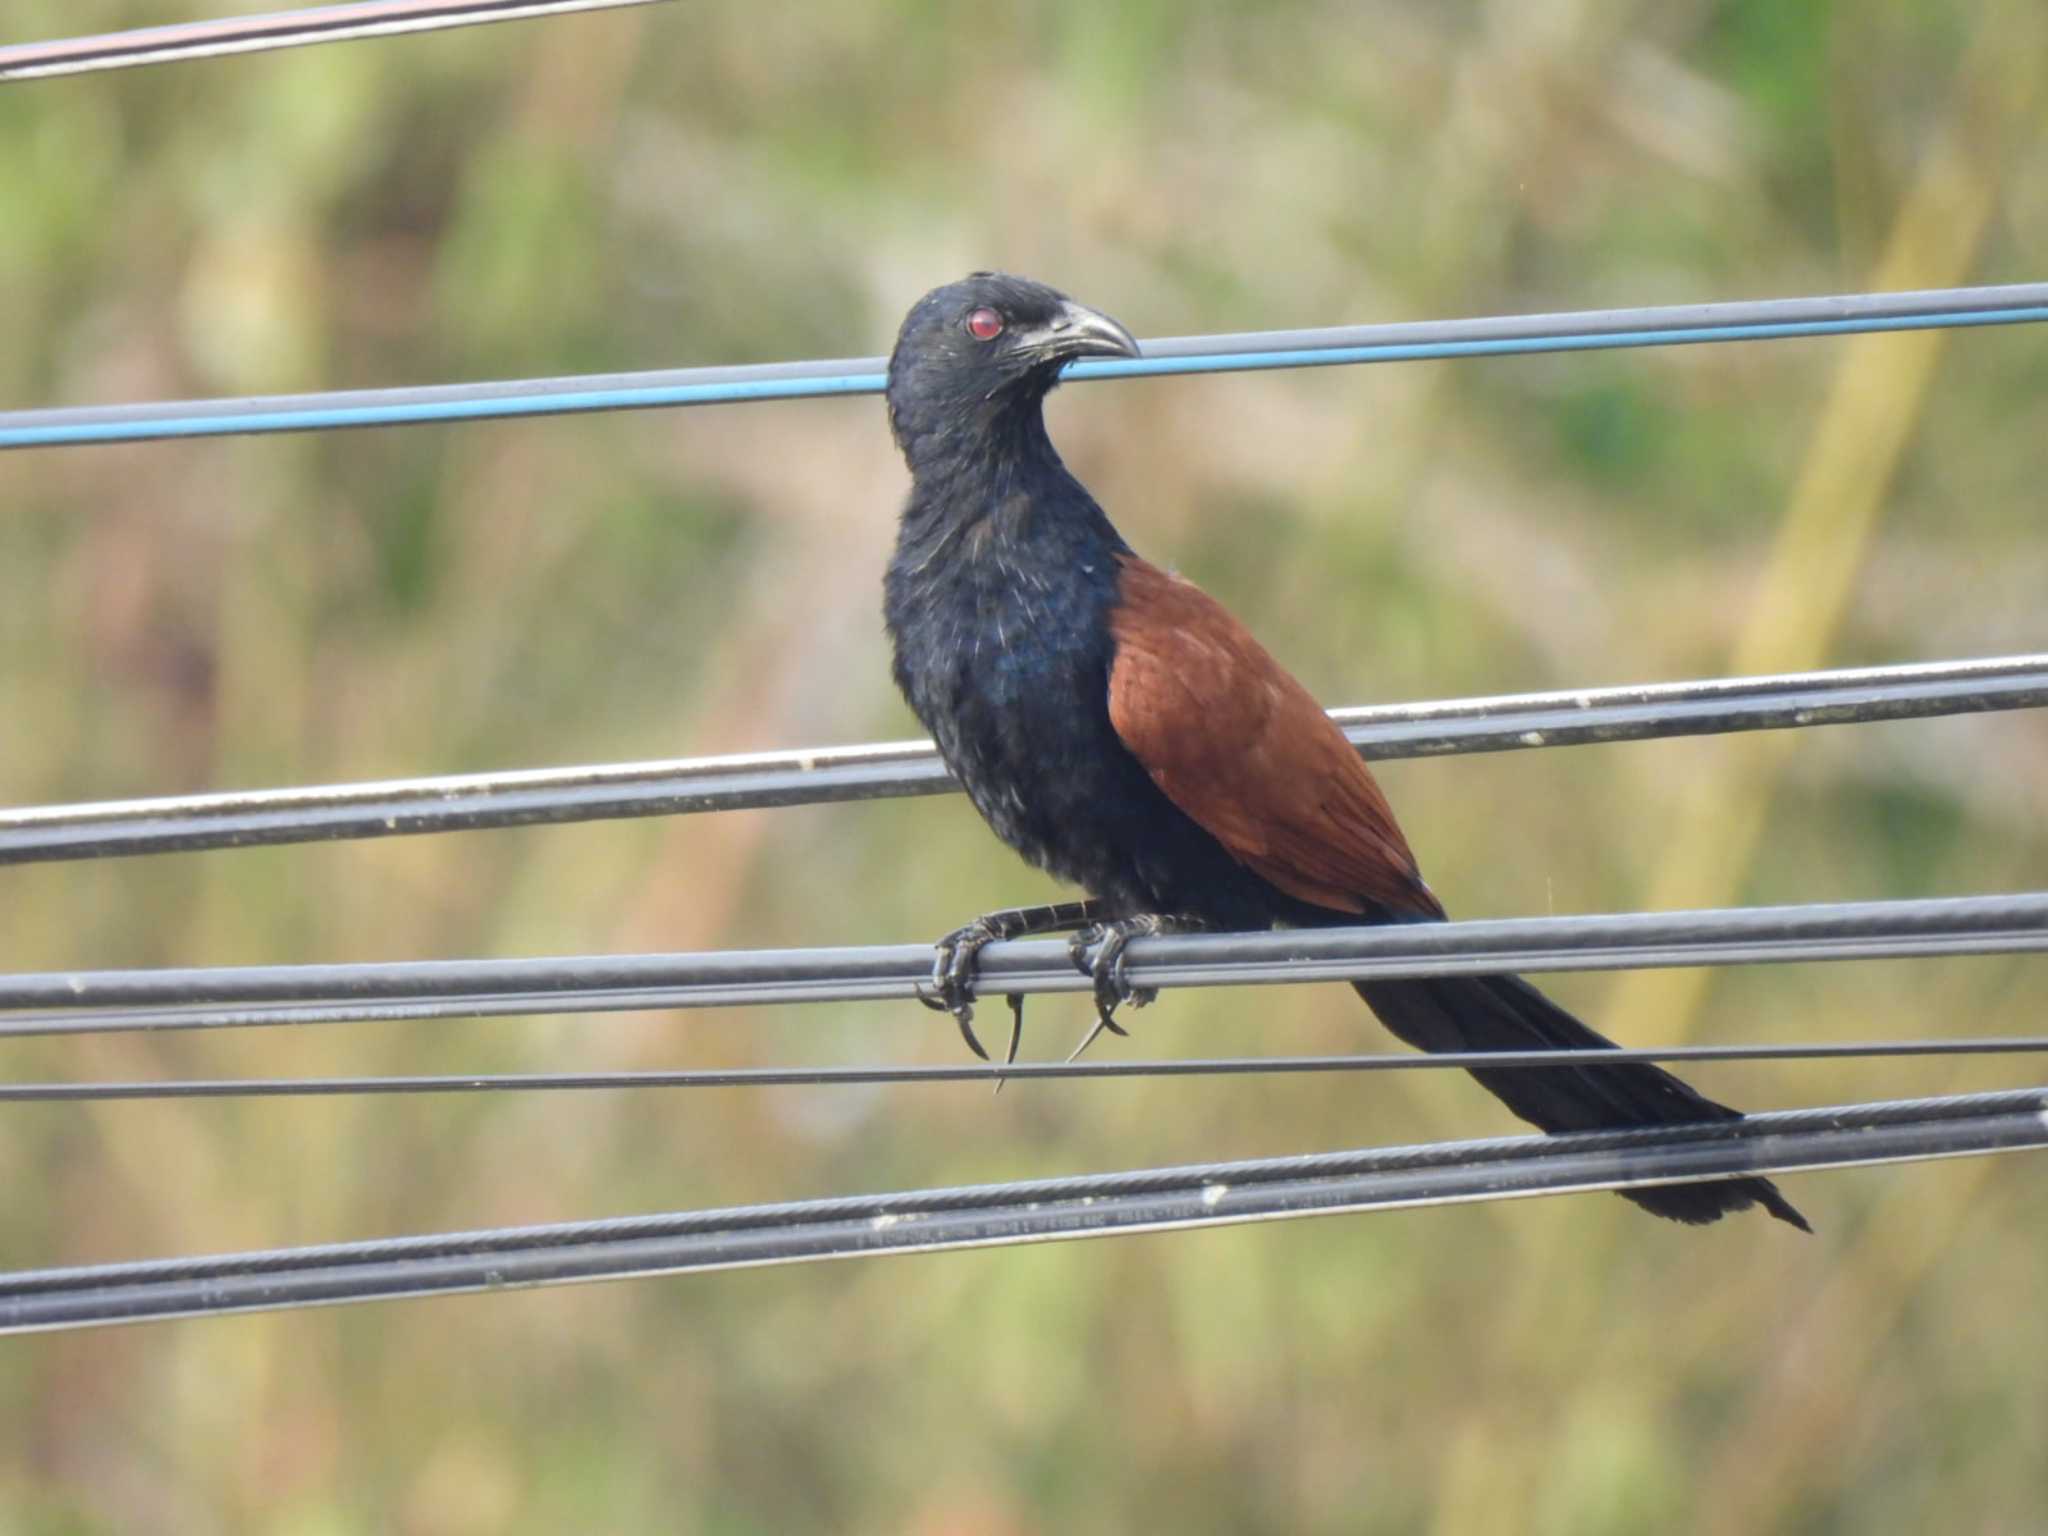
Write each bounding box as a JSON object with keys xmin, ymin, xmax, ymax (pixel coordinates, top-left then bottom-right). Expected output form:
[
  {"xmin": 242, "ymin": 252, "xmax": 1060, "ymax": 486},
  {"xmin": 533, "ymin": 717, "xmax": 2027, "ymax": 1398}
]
[{"xmin": 965, "ymin": 307, "xmax": 1005, "ymax": 341}]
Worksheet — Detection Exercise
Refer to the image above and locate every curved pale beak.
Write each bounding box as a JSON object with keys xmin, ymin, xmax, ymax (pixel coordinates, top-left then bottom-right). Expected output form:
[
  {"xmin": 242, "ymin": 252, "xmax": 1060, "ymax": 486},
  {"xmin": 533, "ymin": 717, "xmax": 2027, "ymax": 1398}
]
[{"xmin": 1022, "ymin": 300, "xmax": 1141, "ymax": 362}]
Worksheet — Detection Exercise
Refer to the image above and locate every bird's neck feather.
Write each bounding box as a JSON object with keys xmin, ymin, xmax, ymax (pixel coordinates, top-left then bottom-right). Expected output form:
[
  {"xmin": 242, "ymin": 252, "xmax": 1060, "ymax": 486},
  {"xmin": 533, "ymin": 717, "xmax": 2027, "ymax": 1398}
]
[
  {"xmin": 895, "ymin": 383, "xmax": 1052, "ymax": 474},
  {"xmin": 895, "ymin": 394, "xmax": 1122, "ymax": 562}
]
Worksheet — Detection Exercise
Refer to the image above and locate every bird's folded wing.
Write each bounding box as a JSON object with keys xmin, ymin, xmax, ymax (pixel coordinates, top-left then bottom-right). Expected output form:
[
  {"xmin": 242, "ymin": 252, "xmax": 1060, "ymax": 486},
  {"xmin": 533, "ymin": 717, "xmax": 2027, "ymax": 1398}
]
[{"xmin": 1107, "ymin": 556, "xmax": 1438, "ymax": 918}]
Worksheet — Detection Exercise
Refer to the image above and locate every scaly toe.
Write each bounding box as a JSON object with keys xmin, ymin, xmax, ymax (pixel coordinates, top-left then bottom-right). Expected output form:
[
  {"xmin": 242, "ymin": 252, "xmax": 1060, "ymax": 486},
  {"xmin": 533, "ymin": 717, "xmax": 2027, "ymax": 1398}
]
[{"xmin": 923, "ymin": 924, "xmax": 998, "ymax": 1061}]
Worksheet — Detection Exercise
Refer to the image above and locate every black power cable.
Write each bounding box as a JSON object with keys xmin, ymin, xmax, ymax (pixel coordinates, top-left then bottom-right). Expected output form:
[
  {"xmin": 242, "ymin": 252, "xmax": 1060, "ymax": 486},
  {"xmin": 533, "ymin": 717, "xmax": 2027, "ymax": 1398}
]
[
  {"xmin": 5, "ymin": 653, "xmax": 2043, "ymax": 865},
  {"xmin": 1, "ymin": 891, "xmax": 2042, "ymax": 1039},
  {"xmin": 3, "ymin": 1089, "xmax": 2042, "ymax": 1334}
]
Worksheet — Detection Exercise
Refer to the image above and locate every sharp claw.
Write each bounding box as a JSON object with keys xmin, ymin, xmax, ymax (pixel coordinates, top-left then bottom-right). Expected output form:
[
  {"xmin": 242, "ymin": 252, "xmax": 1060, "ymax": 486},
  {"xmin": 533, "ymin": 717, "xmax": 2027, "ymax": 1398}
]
[
  {"xmin": 954, "ymin": 1006, "xmax": 990, "ymax": 1062},
  {"xmin": 1066, "ymin": 1015, "xmax": 1112, "ymax": 1063},
  {"xmin": 1090, "ymin": 971, "xmax": 1129, "ymax": 1033},
  {"xmin": 1004, "ymin": 994, "xmax": 1025, "ymax": 1066},
  {"xmin": 986, "ymin": 995, "xmax": 1025, "ymax": 1095}
]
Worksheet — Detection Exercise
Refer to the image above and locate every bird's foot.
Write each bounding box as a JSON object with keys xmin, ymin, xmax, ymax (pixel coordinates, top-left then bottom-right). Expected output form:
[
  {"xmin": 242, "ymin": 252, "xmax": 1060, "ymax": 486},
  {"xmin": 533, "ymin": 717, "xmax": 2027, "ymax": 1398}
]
[
  {"xmin": 914, "ymin": 915, "xmax": 1024, "ymax": 1065},
  {"xmin": 914, "ymin": 901, "xmax": 1107, "ymax": 1066},
  {"xmin": 1065, "ymin": 915, "xmax": 1179, "ymax": 1061}
]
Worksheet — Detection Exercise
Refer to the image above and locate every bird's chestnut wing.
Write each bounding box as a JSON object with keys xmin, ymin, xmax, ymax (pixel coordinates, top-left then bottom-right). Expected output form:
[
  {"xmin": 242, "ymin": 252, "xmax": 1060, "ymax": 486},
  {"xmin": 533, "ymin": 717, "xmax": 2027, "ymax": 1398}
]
[{"xmin": 1106, "ymin": 556, "xmax": 1439, "ymax": 918}]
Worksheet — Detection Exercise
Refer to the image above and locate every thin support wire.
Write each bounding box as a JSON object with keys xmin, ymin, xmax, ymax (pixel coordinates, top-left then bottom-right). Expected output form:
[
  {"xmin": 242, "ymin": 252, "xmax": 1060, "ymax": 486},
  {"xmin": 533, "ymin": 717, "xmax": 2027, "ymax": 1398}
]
[
  {"xmin": 5, "ymin": 652, "xmax": 2043, "ymax": 865},
  {"xmin": 0, "ymin": 1, "xmax": 676, "ymax": 83},
  {"xmin": 2, "ymin": 891, "xmax": 2044, "ymax": 1035},
  {"xmin": 3, "ymin": 283, "xmax": 2045, "ymax": 447},
  {"xmin": 9, "ymin": 1037, "xmax": 2048, "ymax": 1102},
  {"xmin": 4, "ymin": 1088, "xmax": 2043, "ymax": 1333}
]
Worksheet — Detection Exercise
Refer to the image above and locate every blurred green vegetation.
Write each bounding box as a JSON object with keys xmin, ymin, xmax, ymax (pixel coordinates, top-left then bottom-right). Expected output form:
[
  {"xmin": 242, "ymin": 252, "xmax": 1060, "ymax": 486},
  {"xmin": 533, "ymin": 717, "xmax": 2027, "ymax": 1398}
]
[{"xmin": 4, "ymin": 2, "xmax": 2048, "ymax": 1531}]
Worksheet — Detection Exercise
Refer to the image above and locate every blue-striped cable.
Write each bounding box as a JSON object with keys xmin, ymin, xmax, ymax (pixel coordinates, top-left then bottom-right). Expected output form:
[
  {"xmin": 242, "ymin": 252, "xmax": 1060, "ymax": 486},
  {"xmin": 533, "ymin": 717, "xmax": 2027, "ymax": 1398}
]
[{"xmin": 5, "ymin": 283, "xmax": 2045, "ymax": 450}]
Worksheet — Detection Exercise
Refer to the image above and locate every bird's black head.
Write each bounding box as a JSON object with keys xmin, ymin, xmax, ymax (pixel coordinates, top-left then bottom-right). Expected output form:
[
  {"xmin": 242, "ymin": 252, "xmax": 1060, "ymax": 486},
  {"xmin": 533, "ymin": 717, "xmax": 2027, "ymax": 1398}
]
[{"xmin": 886, "ymin": 273, "xmax": 1139, "ymax": 469}]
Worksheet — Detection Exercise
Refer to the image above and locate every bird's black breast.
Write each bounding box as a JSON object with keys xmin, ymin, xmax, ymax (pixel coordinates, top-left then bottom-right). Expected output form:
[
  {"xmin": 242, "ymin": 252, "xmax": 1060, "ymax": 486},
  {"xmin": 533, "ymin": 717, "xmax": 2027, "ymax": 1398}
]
[
  {"xmin": 884, "ymin": 491, "xmax": 1309, "ymax": 927},
  {"xmin": 886, "ymin": 507, "xmax": 1132, "ymax": 883}
]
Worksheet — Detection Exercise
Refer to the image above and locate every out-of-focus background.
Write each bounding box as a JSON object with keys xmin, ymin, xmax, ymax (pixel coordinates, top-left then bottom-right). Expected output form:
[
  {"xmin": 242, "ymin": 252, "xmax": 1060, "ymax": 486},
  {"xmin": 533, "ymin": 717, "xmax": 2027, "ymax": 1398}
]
[{"xmin": 4, "ymin": 1, "xmax": 2046, "ymax": 1530}]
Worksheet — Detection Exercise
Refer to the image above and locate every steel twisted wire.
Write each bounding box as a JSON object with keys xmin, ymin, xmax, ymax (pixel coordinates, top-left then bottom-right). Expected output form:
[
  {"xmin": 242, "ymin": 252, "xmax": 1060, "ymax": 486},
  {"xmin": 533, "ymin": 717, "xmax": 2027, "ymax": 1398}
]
[{"xmin": 2, "ymin": 1088, "xmax": 2043, "ymax": 1333}]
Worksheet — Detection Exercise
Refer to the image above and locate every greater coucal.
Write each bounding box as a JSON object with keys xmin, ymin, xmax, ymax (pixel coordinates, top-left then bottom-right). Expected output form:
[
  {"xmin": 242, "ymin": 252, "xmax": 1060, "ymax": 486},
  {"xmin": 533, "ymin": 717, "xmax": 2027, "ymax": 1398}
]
[{"xmin": 882, "ymin": 272, "xmax": 1807, "ymax": 1230}]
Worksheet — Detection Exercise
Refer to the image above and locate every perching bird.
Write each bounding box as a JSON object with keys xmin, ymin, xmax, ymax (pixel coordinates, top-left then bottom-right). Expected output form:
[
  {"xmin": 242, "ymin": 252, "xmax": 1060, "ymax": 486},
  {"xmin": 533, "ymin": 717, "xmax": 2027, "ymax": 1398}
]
[{"xmin": 882, "ymin": 272, "xmax": 1808, "ymax": 1231}]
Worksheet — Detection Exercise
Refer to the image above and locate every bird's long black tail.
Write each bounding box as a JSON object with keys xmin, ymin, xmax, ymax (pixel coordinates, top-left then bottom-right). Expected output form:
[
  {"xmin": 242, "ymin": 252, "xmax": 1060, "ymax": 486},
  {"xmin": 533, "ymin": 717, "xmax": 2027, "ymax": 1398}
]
[{"xmin": 1353, "ymin": 973, "xmax": 1810, "ymax": 1230}]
